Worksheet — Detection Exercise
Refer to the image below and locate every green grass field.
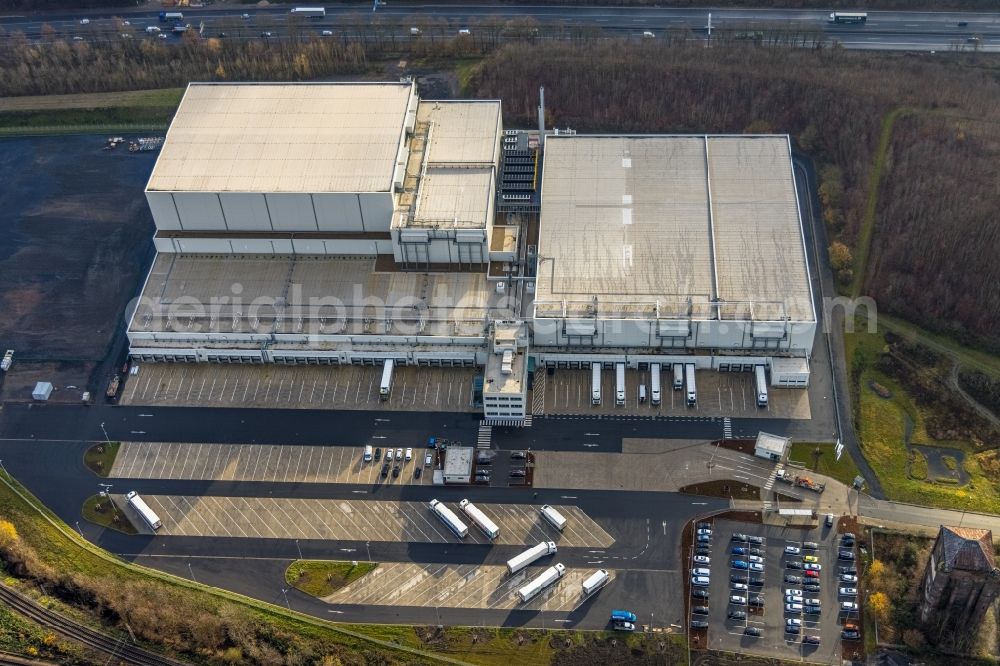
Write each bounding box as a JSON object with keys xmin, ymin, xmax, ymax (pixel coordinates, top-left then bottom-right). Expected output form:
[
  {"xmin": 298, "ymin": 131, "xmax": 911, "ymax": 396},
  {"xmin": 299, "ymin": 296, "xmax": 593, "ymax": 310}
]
[
  {"xmin": 0, "ymin": 88, "xmax": 184, "ymax": 136},
  {"xmin": 82, "ymin": 442, "xmax": 119, "ymax": 478},
  {"xmin": 285, "ymin": 560, "xmax": 377, "ymax": 597},
  {"xmin": 80, "ymin": 494, "xmax": 136, "ymax": 535},
  {"xmin": 788, "ymin": 442, "xmax": 862, "ymax": 488}
]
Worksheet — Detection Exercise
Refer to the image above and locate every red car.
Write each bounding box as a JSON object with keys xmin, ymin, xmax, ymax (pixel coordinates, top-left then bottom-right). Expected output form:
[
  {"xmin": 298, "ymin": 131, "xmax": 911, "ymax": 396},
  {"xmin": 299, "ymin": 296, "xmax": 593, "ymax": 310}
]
[{"xmin": 804, "ymin": 570, "xmax": 820, "ymax": 579}]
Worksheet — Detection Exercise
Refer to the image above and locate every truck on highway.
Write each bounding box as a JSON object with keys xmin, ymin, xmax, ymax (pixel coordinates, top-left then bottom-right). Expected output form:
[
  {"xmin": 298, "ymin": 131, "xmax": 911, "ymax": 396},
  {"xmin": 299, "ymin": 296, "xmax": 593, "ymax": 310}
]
[
  {"xmin": 1, "ymin": 350, "xmax": 13, "ymax": 372},
  {"xmin": 125, "ymin": 491, "xmax": 162, "ymax": 531},
  {"xmin": 581, "ymin": 569, "xmax": 610, "ymax": 596},
  {"xmin": 828, "ymin": 12, "xmax": 867, "ymax": 24},
  {"xmin": 516, "ymin": 563, "xmax": 565, "ymax": 603},
  {"xmin": 159, "ymin": 11, "xmax": 183, "ymax": 22},
  {"xmin": 459, "ymin": 499, "xmax": 500, "ymax": 539},
  {"xmin": 775, "ymin": 470, "xmax": 826, "ymax": 493},
  {"xmin": 506, "ymin": 541, "xmax": 557, "ymax": 575},
  {"xmin": 591, "ymin": 363, "xmax": 602, "ymax": 405},
  {"xmin": 428, "ymin": 499, "xmax": 468, "ymax": 538},
  {"xmin": 754, "ymin": 365, "xmax": 769, "ymax": 408},
  {"xmin": 615, "ymin": 362, "xmax": 625, "ymax": 406},
  {"xmin": 685, "ymin": 363, "xmax": 697, "ymax": 406},
  {"xmin": 540, "ymin": 504, "xmax": 567, "ymax": 531},
  {"xmin": 379, "ymin": 359, "xmax": 394, "ymax": 401},
  {"xmin": 289, "ymin": 6, "xmax": 326, "ymax": 18},
  {"xmin": 650, "ymin": 363, "xmax": 661, "ymax": 405}
]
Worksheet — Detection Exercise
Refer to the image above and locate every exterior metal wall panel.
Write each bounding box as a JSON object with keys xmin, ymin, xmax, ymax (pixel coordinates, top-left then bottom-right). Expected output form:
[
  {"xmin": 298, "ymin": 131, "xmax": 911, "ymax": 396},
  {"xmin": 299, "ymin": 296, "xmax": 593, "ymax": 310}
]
[
  {"xmin": 174, "ymin": 238, "xmax": 232, "ymax": 253},
  {"xmin": 314, "ymin": 193, "xmax": 363, "ymax": 232},
  {"xmin": 359, "ymin": 193, "xmax": 393, "ymax": 232},
  {"xmin": 220, "ymin": 193, "xmax": 271, "ymax": 231},
  {"xmin": 174, "ymin": 193, "xmax": 227, "ymax": 230},
  {"xmin": 267, "ymin": 194, "xmax": 318, "ymax": 231},
  {"xmin": 146, "ymin": 192, "xmax": 182, "ymax": 230},
  {"xmin": 229, "ymin": 239, "xmax": 275, "ymax": 254}
]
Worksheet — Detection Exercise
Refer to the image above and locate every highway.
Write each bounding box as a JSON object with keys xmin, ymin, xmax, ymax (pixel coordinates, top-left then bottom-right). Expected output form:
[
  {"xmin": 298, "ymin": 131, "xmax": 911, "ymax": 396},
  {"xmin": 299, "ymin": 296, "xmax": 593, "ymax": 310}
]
[{"xmin": 0, "ymin": 4, "xmax": 997, "ymax": 52}]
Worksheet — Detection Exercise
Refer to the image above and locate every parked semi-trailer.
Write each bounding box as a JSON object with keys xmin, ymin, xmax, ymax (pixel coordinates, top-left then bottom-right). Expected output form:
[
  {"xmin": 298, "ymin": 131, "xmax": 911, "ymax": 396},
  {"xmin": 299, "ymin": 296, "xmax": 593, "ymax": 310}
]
[
  {"xmin": 428, "ymin": 499, "xmax": 468, "ymax": 538},
  {"xmin": 615, "ymin": 362, "xmax": 625, "ymax": 406},
  {"xmin": 506, "ymin": 541, "xmax": 557, "ymax": 575},
  {"xmin": 581, "ymin": 569, "xmax": 610, "ymax": 596},
  {"xmin": 650, "ymin": 363, "xmax": 661, "ymax": 405},
  {"xmin": 379, "ymin": 359, "xmax": 394, "ymax": 401},
  {"xmin": 125, "ymin": 491, "xmax": 162, "ymax": 531},
  {"xmin": 540, "ymin": 504, "xmax": 567, "ymax": 531},
  {"xmin": 673, "ymin": 364, "xmax": 683, "ymax": 390},
  {"xmin": 459, "ymin": 499, "xmax": 500, "ymax": 539},
  {"xmin": 591, "ymin": 363, "xmax": 602, "ymax": 405},
  {"xmin": 754, "ymin": 365, "xmax": 769, "ymax": 408},
  {"xmin": 516, "ymin": 563, "xmax": 566, "ymax": 603},
  {"xmin": 685, "ymin": 363, "xmax": 697, "ymax": 406}
]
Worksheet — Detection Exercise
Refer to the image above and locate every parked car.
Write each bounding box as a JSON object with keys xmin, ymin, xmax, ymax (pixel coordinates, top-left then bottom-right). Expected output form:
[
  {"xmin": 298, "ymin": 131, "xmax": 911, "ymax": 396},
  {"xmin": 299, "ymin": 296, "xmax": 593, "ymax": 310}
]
[
  {"xmin": 692, "ymin": 567, "xmax": 711, "ymax": 577},
  {"xmin": 730, "ymin": 595, "xmax": 747, "ymax": 605},
  {"xmin": 744, "ymin": 627, "xmax": 761, "ymax": 637},
  {"xmin": 749, "ymin": 562, "xmax": 764, "ymax": 571},
  {"xmin": 803, "ymin": 634, "xmax": 821, "ymax": 645},
  {"xmin": 510, "ymin": 451, "xmax": 527, "ymax": 459},
  {"xmin": 786, "ymin": 560, "xmax": 803, "ymax": 569},
  {"xmin": 697, "ymin": 534, "xmax": 711, "ymax": 543},
  {"xmin": 748, "ymin": 595, "xmax": 765, "ymax": 607},
  {"xmin": 732, "ymin": 560, "xmax": 749, "ymax": 570},
  {"xmin": 395, "ymin": 448, "xmax": 403, "ymax": 460},
  {"xmin": 785, "ymin": 594, "xmax": 803, "ymax": 604},
  {"xmin": 693, "ymin": 555, "xmax": 710, "ymax": 565},
  {"xmin": 691, "ymin": 576, "xmax": 710, "ymax": 587},
  {"xmin": 839, "ymin": 550, "xmax": 856, "ymax": 560},
  {"xmin": 803, "ymin": 555, "xmax": 819, "ymax": 563},
  {"xmin": 731, "ymin": 546, "xmax": 747, "ymax": 555},
  {"xmin": 839, "ymin": 566, "xmax": 858, "ymax": 576},
  {"xmin": 804, "ymin": 584, "xmax": 821, "ymax": 593},
  {"xmin": 803, "ymin": 563, "xmax": 822, "ymax": 571},
  {"xmin": 692, "ymin": 606, "xmax": 709, "ymax": 615},
  {"xmin": 728, "ymin": 609, "xmax": 746, "ymax": 620},
  {"xmin": 732, "ymin": 582, "xmax": 748, "ymax": 591},
  {"xmin": 476, "ymin": 456, "xmax": 492, "ymax": 465},
  {"xmin": 414, "ymin": 467, "xmax": 421, "ymax": 479},
  {"xmin": 748, "ymin": 536, "xmax": 764, "ymax": 545},
  {"xmin": 424, "ymin": 453, "xmax": 433, "ymax": 467},
  {"xmin": 509, "ymin": 469, "xmax": 526, "ymax": 478},
  {"xmin": 805, "ymin": 606, "xmax": 822, "ymax": 615},
  {"xmin": 691, "ymin": 589, "xmax": 709, "ymax": 599},
  {"xmin": 392, "ymin": 465, "xmax": 400, "ymax": 478},
  {"xmin": 842, "ymin": 629, "xmax": 861, "ymax": 640},
  {"xmin": 840, "ymin": 574, "xmax": 858, "ymax": 583},
  {"xmin": 730, "ymin": 574, "xmax": 746, "ymax": 584},
  {"xmin": 691, "ymin": 620, "xmax": 709, "ymax": 629},
  {"xmin": 804, "ymin": 598, "xmax": 821, "ymax": 607},
  {"xmin": 839, "ymin": 587, "xmax": 858, "ymax": 596},
  {"xmin": 747, "ymin": 555, "xmax": 763, "ymax": 564},
  {"xmin": 380, "ymin": 463, "xmax": 389, "ymax": 477},
  {"xmin": 803, "ymin": 541, "xmax": 819, "ymax": 550},
  {"xmin": 696, "ymin": 528, "xmax": 712, "ymax": 537},
  {"xmin": 320, "ymin": 29, "xmax": 333, "ymax": 36},
  {"xmin": 784, "ymin": 545, "xmax": 801, "ymax": 555},
  {"xmin": 748, "ymin": 577, "xmax": 764, "ymax": 587},
  {"xmin": 696, "ymin": 547, "xmax": 711, "ymax": 556},
  {"xmin": 404, "ymin": 447, "xmax": 412, "ymax": 461},
  {"xmin": 386, "ymin": 449, "xmax": 394, "ymax": 462},
  {"xmin": 804, "ymin": 570, "xmax": 820, "ymax": 579},
  {"xmin": 748, "ymin": 547, "xmax": 765, "ymax": 556},
  {"xmin": 785, "ymin": 620, "xmax": 801, "ymax": 633},
  {"xmin": 697, "ymin": 522, "xmax": 712, "ymax": 529},
  {"xmin": 784, "ymin": 588, "xmax": 802, "ymax": 597},
  {"xmin": 784, "ymin": 602, "xmax": 803, "ymax": 612},
  {"xmin": 731, "ymin": 532, "xmax": 749, "ymax": 542},
  {"xmin": 785, "ymin": 574, "xmax": 803, "ymax": 584},
  {"xmin": 841, "ymin": 601, "xmax": 859, "ymax": 612},
  {"xmin": 825, "ymin": 513, "xmax": 835, "ymax": 527}
]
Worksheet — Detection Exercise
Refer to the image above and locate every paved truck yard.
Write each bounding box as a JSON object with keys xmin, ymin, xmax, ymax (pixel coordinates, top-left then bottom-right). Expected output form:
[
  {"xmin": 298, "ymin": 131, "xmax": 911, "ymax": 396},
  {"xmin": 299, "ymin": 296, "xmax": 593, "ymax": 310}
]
[
  {"xmin": 131, "ymin": 495, "xmax": 615, "ymax": 548},
  {"xmin": 120, "ymin": 363, "xmax": 479, "ymax": 413},
  {"xmin": 325, "ymin": 562, "xmax": 612, "ymax": 612}
]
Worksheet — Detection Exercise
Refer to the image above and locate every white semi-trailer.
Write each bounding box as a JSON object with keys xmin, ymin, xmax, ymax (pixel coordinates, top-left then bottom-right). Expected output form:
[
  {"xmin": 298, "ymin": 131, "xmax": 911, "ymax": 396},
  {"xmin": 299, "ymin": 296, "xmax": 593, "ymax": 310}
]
[
  {"xmin": 428, "ymin": 499, "xmax": 468, "ymax": 538},
  {"xmin": 581, "ymin": 569, "xmax": 610, "ymax": 596},
  {"xmin": 540, "ymin": 504, "xmax": 567, "ymax": 531},
  {"xmin": 379, "ymin": 359, "xmax": 394, "ymax": 401},
  {"xmin": 517, "ymin": 563, "xmax": 566, "ymax": 603},
  {"xmin": 591, "ymin": 363, "xmax": 601, "ymax": 405},
  {"xmin": 290, "ymin": 7, "xmax": 327, "ymax": 17},
  {"xmin": 650, "ymin": 363, "xmax": 661, "ymax": 405},
  {"xmin": 615, "ymin": 362, "xmax": 625, "ymax": 406},
  {"xmin": 506, "ymin": 541, "xmax": 557, "ymax": 575},
  {"xmin": 673, "ymin": 364, "xmax": 683, "ymax": 390},
  {"xmin": 125, "ymin": 491, "xmax": 162, "ymax": 531},
  {"xmin": 459, "ymin": 499, "xmax": 500, "ymax": 539},
  {"xmin": 754, "ymin": 365, "xmax": 769, "ymax": 408},
  {"xmin": 685, "ymin": 363, "xmax": 697, "ymax": 406}
]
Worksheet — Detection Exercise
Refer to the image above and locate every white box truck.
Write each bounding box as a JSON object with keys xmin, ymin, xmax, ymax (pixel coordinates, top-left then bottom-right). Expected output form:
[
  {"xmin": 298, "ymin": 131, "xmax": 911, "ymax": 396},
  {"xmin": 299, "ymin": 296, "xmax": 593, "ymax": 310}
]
[
  {"xmin": 459, "ymin": 499, "xmax": 500, "ymax": 539},
  {"xmin": 540, "ymin": 504, "xmax": 567, "ymax": 531},
  {"xmin": 650, "ymin": 363, "xmax": 661, "ymax": 405},
  {"xmin": 428, "ymin": 499, "xmax": 468, "ymax": 538},
  {"xmin": 754, "ymin": 365, "xmax": 769, "ymax": 408},
  {"xmin": 125, "ymin": 491, "xmax": 162, "ymax": 531},
  {"xmin": 581, "ymin": 569, "xmax": 610, "ymax": 596},
  {"xmin": 673, "ymin": 364, "xmax": 683, "ymax": 390},
  {"xmin": 379, "ymin": 359, "xmax": 394, "ymax": 401},
  {"xmin": 615, "ymin": 362, "xmax": 625, "ymax": 406},
  {"xmin": 517, "ymin": 563, "xmax": 565, "ymax": 603},
  {"xmin": 685, "ymin": 363, "xmax": 697, "ymax": 406},
  {"xmin": 591, "ymin": 363, "xmax": 602, "ymax": 405},
  {"xmin": 1, "ymin": 349, "xmax": 13, "ymax": 372},
  {"xmin": 506, "ymin": 541, "xmax": 557, "ymax": 574}
]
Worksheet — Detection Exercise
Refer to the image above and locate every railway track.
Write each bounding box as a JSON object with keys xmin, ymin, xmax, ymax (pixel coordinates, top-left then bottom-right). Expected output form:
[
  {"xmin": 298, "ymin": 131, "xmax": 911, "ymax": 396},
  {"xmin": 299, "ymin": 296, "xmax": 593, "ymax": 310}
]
[{"xmin": 0, "ymin": 584, "xmax": 190, "ymax": 666}]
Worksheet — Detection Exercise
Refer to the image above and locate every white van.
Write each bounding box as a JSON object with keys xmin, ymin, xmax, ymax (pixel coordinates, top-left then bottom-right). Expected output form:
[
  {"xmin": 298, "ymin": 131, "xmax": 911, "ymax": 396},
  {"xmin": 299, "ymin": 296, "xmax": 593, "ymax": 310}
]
[
  {"xmin": 363, "ymin": 444, "xmax": 373, "ymax": 463},
  {"xmin": 673, "ymin": 364, "xmax": 684, "ymax": 390}
]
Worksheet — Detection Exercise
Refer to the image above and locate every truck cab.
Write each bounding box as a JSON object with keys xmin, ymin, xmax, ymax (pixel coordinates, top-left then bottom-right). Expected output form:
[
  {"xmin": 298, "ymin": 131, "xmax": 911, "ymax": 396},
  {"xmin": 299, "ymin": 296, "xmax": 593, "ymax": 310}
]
[{"xmin": 611, "ymin": 609, "xmax": 638, "ymax": 623}]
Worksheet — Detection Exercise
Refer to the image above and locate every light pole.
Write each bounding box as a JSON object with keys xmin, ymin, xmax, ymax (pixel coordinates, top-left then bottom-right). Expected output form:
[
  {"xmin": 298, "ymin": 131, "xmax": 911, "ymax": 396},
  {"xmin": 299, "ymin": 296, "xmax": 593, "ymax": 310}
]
[
  {"xmin": 75, "ymin": 521, "xmax": 84, "ymax": 537},
  {"xmin": 366, "ymin": 541, "xmax": 372, "ymax": 563},
  {"xmin": 281, "ymin": 587, "xmax": 290, "ymax": 609},
  {"xmin": 295, "ymin": 539, "xmax": 302, "ymax": 560},
  {"xmin": 100, "ymin": 422, "xmax": 110, "ymax": 443},
  {"xmin": 187, "ymin": 561, "xmax": 197, "ymax": 583}
]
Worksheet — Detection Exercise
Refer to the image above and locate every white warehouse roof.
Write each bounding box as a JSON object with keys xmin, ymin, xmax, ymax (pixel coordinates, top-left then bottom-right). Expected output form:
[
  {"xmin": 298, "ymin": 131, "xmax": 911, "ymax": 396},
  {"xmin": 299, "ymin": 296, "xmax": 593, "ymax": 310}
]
[
  {"xmin": 535, "ymin": 135, "xmax": 814, "ymax": 323},
  {"xmin": 147, "ymin": 82, "xmax": 415, "ymax": 193}
]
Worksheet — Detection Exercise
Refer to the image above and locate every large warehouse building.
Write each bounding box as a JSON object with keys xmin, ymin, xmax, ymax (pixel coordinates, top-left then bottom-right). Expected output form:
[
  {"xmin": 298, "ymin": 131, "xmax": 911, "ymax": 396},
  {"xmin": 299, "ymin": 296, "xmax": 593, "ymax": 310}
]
[{"xmin": 127, "ymin": 81, "xmax": 815, "ymax": 422}]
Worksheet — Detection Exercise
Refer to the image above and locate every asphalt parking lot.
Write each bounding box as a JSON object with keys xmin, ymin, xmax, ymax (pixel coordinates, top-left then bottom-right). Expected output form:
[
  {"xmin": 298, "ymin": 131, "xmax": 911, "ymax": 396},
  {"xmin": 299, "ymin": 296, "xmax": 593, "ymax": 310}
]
[
  {"xmin": 119, "ymin": 363, "xmax": 478, "ymax": 413},
  {"xmin": 326, "ymin": 562, "xmax": 611, "ymax": 612},
  {"xmin": 128, "ymin": 495, "xmax": 615, "ymax": 547},
  {"xmin": 535, "ymin": 368, "xmax": 810, "ymax": 420},
  {"xmin": 111, "ymin": 441, "xmax": 532, "ymax": 489},
  {"xmin": 693, "ymin": 518, "xmax": 855, "ymax": 662}
]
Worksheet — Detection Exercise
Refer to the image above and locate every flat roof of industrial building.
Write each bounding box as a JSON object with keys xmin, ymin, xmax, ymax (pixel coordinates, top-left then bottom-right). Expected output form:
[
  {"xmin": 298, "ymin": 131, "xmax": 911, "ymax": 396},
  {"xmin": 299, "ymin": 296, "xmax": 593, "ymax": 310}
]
[
  {"xmin": 130, "ymin": 254, "xmax": 512, "ymax": 338},
  {"xmin": 535, "ymin": 135, "xmax": 814, "ymax": 322},
  {"xmin": 147, "ymin": 82, "xmax": 414, "ymax": 194}
]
